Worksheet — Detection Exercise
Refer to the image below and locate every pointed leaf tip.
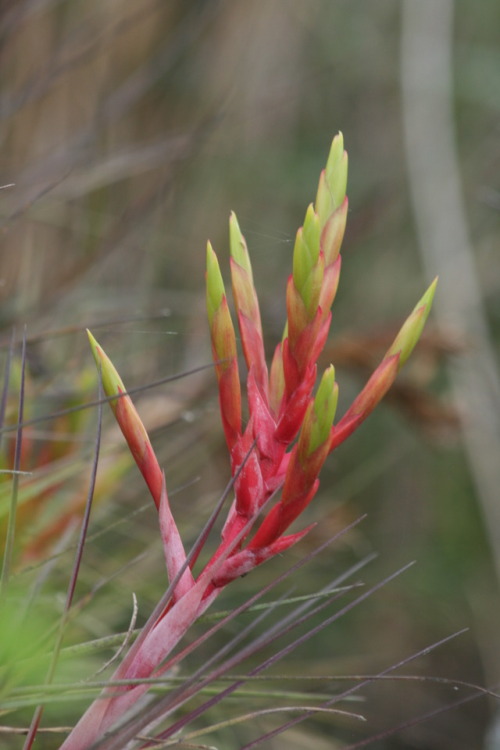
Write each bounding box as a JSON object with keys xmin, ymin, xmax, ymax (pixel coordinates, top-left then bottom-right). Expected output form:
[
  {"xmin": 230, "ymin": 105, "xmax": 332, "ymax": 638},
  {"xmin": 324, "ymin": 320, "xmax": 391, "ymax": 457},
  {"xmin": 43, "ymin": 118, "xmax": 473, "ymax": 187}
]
[
  {"xmin": 206, "ymin": 241, "xmax": 225, "ymax": 327},
  {"xmin": 229, "ymin": 211, "xmax": 251, "ymax": 274},
  {"xmin": 315, "ymin": 132, "xmax": 348, "ymax": 225},
  {"xmin": 308, "ymin": 365, "xmax": 338, "ymax": 455},
  {"xmin": 386, "ymin": 278, "xmax": 438, "ymax": 369},
  {"xmin": 327, "ymin": 132, "xmax": 344, "ymax": 166},
  {"xmin": 86, "ymin": 329, "xmax": 100, "ymax": 364},
  {"xmin": 86, "ymin": 330, "xmax": 125, "ymax": 407}
]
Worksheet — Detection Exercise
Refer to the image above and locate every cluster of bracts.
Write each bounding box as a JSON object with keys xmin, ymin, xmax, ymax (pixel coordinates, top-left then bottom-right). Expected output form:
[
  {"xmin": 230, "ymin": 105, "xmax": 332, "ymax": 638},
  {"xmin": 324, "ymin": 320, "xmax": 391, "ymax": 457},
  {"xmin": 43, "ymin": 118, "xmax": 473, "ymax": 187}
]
[{"xmin": 61, "ymin": 134, "xmax": 436, "ymax": 748}]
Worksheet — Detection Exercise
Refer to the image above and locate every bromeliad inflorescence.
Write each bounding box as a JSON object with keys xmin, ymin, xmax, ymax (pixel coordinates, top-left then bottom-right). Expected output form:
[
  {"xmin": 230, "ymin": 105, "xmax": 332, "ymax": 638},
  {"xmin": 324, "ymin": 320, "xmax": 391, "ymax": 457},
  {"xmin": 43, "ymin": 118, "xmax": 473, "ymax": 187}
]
[
  {"xmin": 203, "ymin": 132, "xmax": 435, "ymax": 567},
  {"xmin": 61, "ymin": 133, "xmax": 436, "ymax": 749}
]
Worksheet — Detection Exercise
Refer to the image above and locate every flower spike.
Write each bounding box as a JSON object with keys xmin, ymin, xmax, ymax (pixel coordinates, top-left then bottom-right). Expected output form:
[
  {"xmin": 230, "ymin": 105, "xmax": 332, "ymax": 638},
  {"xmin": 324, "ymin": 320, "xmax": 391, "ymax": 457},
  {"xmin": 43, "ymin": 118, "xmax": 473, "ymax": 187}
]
[
  {"xmin": 87, "ymin": 332, "xmax": 192, "ymax": 601},
  {"xmin": 283, "ymin": 133, "xmax": 348, "ymax": 399},
  {"xmin": 329, "ymin": 277, "xmax": 438, "ymax": 452},
  {"xmin": 206, "ymin": 241, "xmax": 242, "ymax": 451},
  {"xmin": 87, "ymin": 330, "xmax": 163, "ymax": 508},
  {"xmin": 229, "ymin": 212, "xmax": 269, "ymax": 401},
  {"xmin": 385, "ymin": 277, "xmax": 438, "ymax": 369}
]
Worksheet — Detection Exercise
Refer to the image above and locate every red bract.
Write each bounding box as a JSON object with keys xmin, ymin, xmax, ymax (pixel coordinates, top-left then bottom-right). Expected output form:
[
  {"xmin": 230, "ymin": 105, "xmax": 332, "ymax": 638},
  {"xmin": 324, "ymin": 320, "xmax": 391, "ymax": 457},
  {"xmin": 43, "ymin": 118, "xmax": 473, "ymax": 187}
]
[{"xmin": 61, "ymin": 133, "xmax": 436, "ymax": 749}]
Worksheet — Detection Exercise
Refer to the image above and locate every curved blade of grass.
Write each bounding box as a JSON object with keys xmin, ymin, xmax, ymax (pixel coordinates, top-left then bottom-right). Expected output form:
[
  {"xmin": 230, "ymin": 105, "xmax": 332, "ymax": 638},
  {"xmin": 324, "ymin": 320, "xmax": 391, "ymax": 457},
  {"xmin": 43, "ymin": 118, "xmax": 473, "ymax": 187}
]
[
  {"xmin": 7, "ymin": 669, "xmax": 497, "ymax": 717},
  {"xmin": 167, "ymin": 705, "xmax": 365, "ymax": 748}
]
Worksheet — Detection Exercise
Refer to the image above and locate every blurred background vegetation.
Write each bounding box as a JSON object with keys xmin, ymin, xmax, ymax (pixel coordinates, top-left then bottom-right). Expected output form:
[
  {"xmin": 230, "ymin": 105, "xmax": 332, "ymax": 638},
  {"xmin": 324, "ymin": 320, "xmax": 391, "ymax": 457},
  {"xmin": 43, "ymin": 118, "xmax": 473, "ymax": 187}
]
[{"xmin": 1, "ymin": 1, "xmax": 499, "ymax": 748}]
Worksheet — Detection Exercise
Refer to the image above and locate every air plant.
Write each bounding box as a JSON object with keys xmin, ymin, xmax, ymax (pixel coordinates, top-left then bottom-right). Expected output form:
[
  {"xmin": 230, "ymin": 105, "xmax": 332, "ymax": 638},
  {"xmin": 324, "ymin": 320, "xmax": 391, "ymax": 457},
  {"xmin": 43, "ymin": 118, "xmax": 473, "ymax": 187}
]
[{"xmin": 46, "ymin": 133, "xmax": 436, "ymax": 749}]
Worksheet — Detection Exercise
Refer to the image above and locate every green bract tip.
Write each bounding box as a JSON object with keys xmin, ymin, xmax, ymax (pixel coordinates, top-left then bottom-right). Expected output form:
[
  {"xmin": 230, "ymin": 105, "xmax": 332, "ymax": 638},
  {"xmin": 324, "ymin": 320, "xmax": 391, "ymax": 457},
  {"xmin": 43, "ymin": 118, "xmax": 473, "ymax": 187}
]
[
  {"xmin": 308, "ymin": 365, "xmax": 338, "ymax": 454},
  {"xmin": 315, "ymin": 132, "xmax": 348, "ymax": 226},
  {"xmin": 229, "ymin": 212, "xmax": 251, "ymax": 275},
  {"xmin": 386, "ymin": 277, "xmax": 438, "ymax": 369},
  {"xmin": 206, "ymin": 241, "xmax": 226, "ymax": 327},
  {"xmin": 87, "ymin": 329, "xmax": 125, "ymax": 408},
  {"xmin": 292, "ymin": 205, "xmax": 322, "ymax": 314}
]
